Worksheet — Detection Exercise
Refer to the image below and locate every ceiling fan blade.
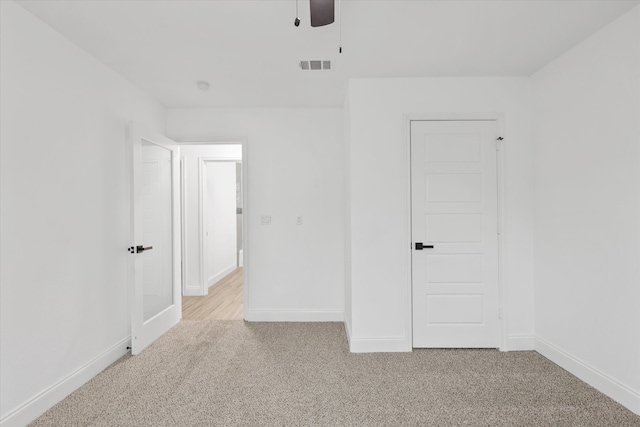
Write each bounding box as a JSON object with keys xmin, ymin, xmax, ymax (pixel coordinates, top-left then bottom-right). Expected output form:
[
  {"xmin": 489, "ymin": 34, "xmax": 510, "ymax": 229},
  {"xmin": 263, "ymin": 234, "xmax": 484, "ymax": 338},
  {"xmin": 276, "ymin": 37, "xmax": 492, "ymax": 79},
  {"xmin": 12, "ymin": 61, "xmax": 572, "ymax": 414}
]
[{"xmin": 310, "ymin": 0, "xmax": 335, "ymax": 27}]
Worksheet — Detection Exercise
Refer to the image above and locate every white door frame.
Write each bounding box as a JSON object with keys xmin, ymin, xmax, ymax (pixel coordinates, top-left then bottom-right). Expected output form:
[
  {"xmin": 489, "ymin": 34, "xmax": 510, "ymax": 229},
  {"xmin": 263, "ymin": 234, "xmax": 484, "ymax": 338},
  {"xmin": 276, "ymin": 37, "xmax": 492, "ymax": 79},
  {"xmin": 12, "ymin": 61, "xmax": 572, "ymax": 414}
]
[
  {"xmin": 404, "ymin": 113, "xmax": 507, "ymax": 351},
  {"xmin": 199, "ymin": 157, "xmax": 242, "ymax": 295},
  {"xmin": 176, "ymin": 138, "xmax": 249, "ymax": 320},
  {"xmin": 180, "ymin": 158, "xmax": 186, "ymax": 298}
]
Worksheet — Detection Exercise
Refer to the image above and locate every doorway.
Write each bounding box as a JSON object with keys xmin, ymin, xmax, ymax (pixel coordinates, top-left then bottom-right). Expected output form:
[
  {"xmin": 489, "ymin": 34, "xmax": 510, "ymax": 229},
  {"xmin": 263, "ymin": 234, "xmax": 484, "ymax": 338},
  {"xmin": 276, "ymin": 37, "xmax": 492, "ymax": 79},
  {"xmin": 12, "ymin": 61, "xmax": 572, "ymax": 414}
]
[
  {"xmin": 410, "ymin": 118, "xmax": 503, "ymax": 348},
  {"xmin": 178, "ymin": 143, "xmax": 246, "ymax": 320},
  {"xmin": 201, "ymin": 160, "xmax": 240, "ymax": 289}
]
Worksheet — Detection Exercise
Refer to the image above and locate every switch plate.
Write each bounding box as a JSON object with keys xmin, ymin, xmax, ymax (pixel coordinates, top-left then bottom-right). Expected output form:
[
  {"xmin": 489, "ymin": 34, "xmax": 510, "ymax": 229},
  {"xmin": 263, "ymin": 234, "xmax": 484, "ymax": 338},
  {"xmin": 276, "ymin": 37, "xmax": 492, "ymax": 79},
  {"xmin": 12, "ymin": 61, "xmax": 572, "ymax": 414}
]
[
  {"xmin": 261, "ymin": 215, "xmax": 271, "ymax": 225},
  {"xmin": 296, "ymin": 216, "xmax": 303, "ymax": 225}
]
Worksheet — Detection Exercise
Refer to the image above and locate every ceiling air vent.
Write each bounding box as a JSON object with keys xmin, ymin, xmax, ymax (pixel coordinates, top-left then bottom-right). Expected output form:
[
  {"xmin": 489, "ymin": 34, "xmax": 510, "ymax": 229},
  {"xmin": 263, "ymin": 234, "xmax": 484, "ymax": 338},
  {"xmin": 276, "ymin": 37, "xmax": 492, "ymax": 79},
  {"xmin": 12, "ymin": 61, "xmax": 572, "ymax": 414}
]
[{"xmin": 299, "ymin": 60, "xmax": 332, "ymax": 71}]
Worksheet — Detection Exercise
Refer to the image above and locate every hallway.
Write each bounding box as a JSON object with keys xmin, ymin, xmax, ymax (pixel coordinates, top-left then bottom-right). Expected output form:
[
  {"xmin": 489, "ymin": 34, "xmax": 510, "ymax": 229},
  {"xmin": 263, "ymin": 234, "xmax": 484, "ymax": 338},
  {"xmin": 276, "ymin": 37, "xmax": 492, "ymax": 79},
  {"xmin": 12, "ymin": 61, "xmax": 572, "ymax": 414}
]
[{"xmin": 182, "ymin": 268, "xmax": 243, "ymax": 320}]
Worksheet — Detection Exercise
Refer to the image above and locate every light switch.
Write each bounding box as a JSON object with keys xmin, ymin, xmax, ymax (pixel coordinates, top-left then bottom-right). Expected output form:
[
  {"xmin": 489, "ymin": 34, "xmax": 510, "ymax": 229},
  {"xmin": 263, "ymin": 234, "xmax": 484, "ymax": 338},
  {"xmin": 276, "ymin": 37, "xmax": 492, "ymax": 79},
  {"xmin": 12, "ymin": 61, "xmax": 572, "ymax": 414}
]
[{"xmin": 261, "ymin": 215, "xmax": 271, "ymax": 225}]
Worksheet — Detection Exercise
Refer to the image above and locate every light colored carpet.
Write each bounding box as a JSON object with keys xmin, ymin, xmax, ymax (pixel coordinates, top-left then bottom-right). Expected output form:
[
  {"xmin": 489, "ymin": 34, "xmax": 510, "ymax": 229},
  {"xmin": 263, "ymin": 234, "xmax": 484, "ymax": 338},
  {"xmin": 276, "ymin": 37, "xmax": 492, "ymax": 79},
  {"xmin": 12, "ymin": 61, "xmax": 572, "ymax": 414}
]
[{"xmin": 30, "ymin": 321, "xmax": 640, "ymax": 426}]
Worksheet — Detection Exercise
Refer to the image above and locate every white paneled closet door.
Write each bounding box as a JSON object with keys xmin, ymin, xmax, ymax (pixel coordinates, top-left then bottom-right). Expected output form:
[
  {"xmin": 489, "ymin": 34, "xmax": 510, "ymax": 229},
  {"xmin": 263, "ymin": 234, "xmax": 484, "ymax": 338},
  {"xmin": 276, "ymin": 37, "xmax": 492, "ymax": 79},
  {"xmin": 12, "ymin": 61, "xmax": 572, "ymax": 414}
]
[{"xmin": 411, "ymin": 120, "xmax": 500, "ymax": 348}]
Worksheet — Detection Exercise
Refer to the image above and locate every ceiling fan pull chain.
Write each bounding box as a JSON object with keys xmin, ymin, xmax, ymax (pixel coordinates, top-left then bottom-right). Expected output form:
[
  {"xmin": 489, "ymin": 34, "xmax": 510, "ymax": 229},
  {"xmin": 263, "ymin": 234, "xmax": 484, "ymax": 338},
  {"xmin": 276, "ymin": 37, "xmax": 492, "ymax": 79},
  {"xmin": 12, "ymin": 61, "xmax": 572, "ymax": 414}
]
[{"xmin": 339, "ymin": 0, "xmax": 343, "ymax": 53}]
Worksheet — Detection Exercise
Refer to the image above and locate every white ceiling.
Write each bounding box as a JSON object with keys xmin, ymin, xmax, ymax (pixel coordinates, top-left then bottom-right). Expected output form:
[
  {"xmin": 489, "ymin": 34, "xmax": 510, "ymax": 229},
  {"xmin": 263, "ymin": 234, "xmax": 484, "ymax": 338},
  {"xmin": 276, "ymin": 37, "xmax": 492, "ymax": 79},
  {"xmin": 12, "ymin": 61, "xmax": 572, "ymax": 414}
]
[{"xmin": 17, "ymin": 0, "xmax": 639, "ymax": 108}]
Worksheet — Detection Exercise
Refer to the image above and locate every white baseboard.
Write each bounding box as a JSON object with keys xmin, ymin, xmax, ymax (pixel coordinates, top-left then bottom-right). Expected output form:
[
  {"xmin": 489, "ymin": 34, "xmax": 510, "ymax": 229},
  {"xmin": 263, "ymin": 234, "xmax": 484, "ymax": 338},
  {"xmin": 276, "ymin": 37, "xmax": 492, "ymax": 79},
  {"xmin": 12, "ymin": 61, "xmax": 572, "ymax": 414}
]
[
  {"xmin": 344, "ymin": 318, "xmax": 352, "ymax": 343},
  {"xmin": 207, "ymin": 263, "xmax": 238, "ymax": 288},
  {"xmin": 349, "ymin": 336, "xmax": 411, "ymax": 353},
  {"xmin": 245, "ymin": 309, "xmax": 343, "ymax": 322},
  {"xmin": 0, "ymin": 336, "xmax": 130, "ymax": 427},
  {"xmin": 535, "ymin": 336, "xmax": 640, "ymax": 415},
  {"xmin": 506, "ymin": 334, "xmax": 535, "ymax": 351}
]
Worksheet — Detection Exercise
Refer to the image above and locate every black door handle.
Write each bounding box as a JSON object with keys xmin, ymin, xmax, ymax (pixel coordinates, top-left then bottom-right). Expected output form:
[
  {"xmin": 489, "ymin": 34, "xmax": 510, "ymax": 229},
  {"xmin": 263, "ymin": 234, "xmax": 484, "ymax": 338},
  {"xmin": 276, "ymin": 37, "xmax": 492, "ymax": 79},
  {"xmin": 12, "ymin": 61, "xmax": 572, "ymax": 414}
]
[
  {"xmin": 415, "ymin": 242, "xmax": 434, "ymax": 250},
  {"xmin": 136, "ymin": 245, "xmax": 153, "ymax": 253}
]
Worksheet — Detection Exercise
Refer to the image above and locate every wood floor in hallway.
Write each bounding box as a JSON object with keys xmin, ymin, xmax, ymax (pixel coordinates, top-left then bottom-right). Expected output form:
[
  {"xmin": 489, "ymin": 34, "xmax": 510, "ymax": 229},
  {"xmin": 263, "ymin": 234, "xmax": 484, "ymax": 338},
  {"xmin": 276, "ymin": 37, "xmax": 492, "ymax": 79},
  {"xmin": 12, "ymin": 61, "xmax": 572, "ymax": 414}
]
[{"xmin": 182, "ymin": 268, "xmax": 243, "ymax": 320}]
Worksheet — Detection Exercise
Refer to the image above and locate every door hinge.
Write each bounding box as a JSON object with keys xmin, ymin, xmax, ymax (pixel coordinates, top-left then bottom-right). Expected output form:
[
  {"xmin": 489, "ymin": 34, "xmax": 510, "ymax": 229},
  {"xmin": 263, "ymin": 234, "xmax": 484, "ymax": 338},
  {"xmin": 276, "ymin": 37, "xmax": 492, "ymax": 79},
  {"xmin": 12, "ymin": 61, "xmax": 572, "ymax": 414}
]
[{"xmin": 498, "ymin": 308, "xmax": 502, "ymax": 320}]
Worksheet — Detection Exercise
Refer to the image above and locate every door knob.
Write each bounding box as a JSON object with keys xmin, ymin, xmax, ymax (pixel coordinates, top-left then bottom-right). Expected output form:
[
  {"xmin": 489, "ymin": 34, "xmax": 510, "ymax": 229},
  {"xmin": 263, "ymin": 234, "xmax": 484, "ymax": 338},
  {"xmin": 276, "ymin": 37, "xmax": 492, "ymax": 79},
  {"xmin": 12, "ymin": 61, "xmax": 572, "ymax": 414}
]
[
  {"xmin": 415, "ymin": 242, "xmax": 434, "ymax": 250},
  {"xmin": 136, "ymin": 245, "xmax": 153, "ymax": 253}
]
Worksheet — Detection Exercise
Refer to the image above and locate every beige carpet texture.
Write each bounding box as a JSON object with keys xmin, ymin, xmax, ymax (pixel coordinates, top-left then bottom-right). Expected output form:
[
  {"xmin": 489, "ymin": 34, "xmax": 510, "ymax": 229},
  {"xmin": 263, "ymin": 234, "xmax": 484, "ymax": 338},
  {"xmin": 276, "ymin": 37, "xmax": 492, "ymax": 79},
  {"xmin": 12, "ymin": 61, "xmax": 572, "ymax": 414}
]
[{"xmin": 30, "ymin": 321, "xmax": 640, "ymax": 426}]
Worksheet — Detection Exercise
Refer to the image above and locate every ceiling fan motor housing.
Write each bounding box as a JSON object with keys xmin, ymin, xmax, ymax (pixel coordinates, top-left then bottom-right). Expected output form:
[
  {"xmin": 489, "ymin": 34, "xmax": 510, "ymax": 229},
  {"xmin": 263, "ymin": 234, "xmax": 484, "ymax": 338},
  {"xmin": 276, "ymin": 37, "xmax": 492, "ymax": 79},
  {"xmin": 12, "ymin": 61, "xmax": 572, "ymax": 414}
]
[{"xmin": 310, "ymin": 0, "xmax": 335, "ymax": 27}]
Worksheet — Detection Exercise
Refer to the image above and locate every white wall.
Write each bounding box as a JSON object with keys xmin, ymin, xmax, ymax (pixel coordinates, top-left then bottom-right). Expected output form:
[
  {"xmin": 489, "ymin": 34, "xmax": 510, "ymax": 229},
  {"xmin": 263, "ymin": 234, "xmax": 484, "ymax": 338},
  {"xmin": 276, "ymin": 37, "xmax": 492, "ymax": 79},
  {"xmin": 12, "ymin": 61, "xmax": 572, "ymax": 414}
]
[
  {"xmin": 532, "ymin": 6, "xmax": 640, "ymax": 414},
  {"xmin": 345, "ymin": 77, "xmax": 534, "ymax": 352},
  {"xmin": 0, "ymin": 2, "xmax": 166, "ymax": 425},
  {"xmin": 205, "ymin": 161, "xmax": 238, "ymax": 287},
  {"xmin": 167, "ymin": 108, "xmax": 345, "ymax": 321},
  {"xmin": 180, "ymin": 145, "xmax": 241, "ymax": 296}
]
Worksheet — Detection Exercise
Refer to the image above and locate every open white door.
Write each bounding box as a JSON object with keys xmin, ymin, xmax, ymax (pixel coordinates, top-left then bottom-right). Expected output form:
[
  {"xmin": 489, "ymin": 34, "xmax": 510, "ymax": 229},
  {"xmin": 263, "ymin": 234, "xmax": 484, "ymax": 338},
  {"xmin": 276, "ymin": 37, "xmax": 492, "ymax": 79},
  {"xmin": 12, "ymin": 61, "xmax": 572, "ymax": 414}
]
[{"xmin": 129, "ymin": 122, "xmax": 181, "ymax": 355}]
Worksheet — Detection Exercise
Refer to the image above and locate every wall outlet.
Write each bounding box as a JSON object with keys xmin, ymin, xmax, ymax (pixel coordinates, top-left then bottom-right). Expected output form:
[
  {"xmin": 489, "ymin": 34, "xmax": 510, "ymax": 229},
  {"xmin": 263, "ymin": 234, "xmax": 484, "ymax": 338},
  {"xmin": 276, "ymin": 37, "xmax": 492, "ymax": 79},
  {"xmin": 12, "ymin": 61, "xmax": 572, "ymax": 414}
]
[
  {"xmin": 261, "ymin": 215, "xmax": 271, "ymax": 225},
  {"xmin": 296, "ymin": 216, "xmax": 303, "ymax": 225}
]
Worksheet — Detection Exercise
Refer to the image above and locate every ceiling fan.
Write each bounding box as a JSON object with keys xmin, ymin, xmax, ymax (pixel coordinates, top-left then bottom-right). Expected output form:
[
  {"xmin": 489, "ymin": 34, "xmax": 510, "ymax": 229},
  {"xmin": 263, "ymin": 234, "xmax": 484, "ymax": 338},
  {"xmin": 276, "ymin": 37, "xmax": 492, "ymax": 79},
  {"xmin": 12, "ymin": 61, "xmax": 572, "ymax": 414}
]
[
  {"xmin": 310, "ymin": 0, "xmax": 335, "ymax": 27},
  {"xmin": 295, "ymin": 0, "xmax": 335, "ymax": 27},
  {"xmin": 294, "ymin": 0, "xmax": 342, "ymax": 53}
]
